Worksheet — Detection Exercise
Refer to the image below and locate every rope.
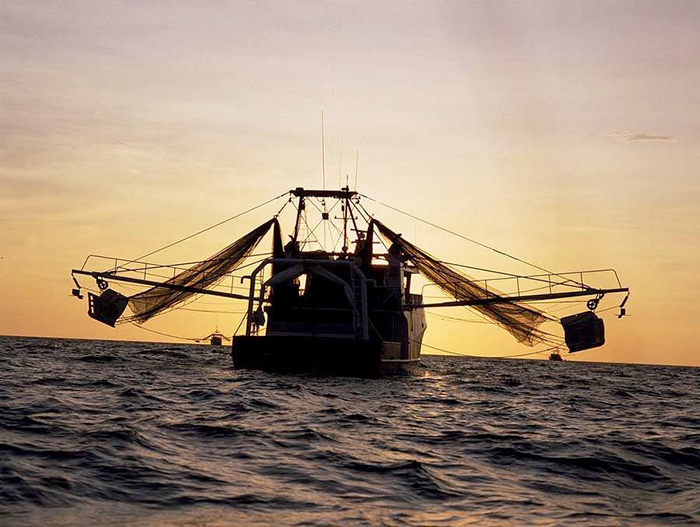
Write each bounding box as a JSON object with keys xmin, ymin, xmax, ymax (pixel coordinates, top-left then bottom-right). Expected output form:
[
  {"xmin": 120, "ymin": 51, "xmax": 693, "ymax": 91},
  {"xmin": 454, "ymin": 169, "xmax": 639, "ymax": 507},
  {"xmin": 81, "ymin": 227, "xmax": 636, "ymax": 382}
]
[
  {"xmin": 425, "ymin": 312, "xmax": 493, "ymax": 324},
  {"xmin": 131, "ymin": 323, "xmax": 199, "ymax": 342},
  {"xmin": 359, "ymin": 194, "xmax": 607, "ymax": 338},
  {"xmin": 180, "ymin": 307, "xmax": 247, "ymax": 314},
  {"xmin": 233, "ymin": 311, "xmax": 248, "ymax": 337},
  {"xmin": 369, "ymin": 316, "xmax": 562, "ymax": 360},
  {"xmin": 117, "ymin": 191, "xmax": 289, "ymax": 270},
  {"xmin": 417, "ymin": 340, "xmax": 482, "ymax": 357},
  {"xmin": 416, "ymin": 337, "xmax": 563, "ymax": 359},
  {"xmin": 360, "ymin": 193, "xmax": 586, "ymax": 288},
  {"xmin": 355, "ymin": 201, "xmax": 391, "ymax": 252},
  {"xmin": 497, "ymin": 346, "xmax": 562, "ymax": 358}
]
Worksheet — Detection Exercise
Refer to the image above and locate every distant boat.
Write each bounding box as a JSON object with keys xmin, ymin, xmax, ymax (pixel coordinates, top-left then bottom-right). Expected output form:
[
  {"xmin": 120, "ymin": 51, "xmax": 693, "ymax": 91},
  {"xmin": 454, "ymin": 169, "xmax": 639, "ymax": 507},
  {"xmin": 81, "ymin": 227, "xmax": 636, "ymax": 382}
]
[
  {"xmin": 71, "ymin": 186, "xmax": 629, "ymax": 376},
  {"xmin": 197, "ymin": 328, "xmax": 229, "ymax": 346}
]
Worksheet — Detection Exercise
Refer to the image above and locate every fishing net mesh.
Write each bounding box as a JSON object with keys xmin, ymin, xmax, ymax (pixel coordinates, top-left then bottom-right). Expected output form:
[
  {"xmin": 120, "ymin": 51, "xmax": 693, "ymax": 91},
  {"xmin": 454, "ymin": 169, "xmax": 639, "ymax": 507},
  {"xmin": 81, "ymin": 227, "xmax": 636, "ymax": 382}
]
[
  {"xmin": 373, "ymin": 220, "xmax": 548, "ymax": 346},
  {"xmin": 125, "ymin": 219, "xmax": 276, "ymax": 323}
]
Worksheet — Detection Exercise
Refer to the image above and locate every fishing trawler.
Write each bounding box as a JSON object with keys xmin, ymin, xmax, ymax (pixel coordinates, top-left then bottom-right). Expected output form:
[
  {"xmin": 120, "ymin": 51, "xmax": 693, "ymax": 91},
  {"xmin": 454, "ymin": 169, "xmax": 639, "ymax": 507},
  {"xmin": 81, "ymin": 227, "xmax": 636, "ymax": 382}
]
[
  {"xmin": 549, "ymin": 351, "xmax": 564, "ymax": 361},
  {"xmin": 196, "ymin": 328, "xmax": 229, "ymax": 346},
  {"xmin": 71, "ymin": 187, "xmax": 629, "ymax": 376}
]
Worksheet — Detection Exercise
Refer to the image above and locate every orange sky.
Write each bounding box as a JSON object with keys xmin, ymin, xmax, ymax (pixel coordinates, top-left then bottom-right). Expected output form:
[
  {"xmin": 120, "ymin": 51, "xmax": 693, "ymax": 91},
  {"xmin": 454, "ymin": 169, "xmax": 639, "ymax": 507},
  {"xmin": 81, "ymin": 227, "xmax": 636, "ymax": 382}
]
[{"xmin": 2, "ymin": 1, "xmax": 700, "ymax": 366}]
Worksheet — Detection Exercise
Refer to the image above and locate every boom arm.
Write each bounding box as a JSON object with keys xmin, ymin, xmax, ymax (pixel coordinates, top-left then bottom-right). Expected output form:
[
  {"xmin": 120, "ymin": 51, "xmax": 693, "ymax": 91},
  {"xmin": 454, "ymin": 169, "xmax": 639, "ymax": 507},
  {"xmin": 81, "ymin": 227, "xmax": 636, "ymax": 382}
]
[
  {"xmin": 413, "ymin": 287, "xmax": 629, "ymax": 309},
  {"xmin": 71, "ymin": 269, "xmax": 253, "ymax": 302}
]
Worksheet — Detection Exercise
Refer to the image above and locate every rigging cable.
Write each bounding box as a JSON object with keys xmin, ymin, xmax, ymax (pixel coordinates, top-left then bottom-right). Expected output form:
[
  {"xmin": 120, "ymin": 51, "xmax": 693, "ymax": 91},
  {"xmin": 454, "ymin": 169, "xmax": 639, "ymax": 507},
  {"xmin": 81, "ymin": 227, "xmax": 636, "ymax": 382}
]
[
  {"xmin": 360, "ymin": 193, "xmax": 586, "ymax": 288},
  {"xmin": 109, "ymin": 251, "xmax": 274, "ymax": 276},
  {"xmin": 359, "ymin": 197, "xmax": 565, "ymax": 343},
  {"xmin": 180, "ymin": 307, "xmax": 247, "ymax": 314},
  {"xmin": 367, "ymin": 317, "xmax": 562, "ymax": 359},
  {"xmin": 354, "ymin": 200, "xmax": 392, "ymax": 253},
  {"xmin": 115, "ymin": 191, "xmax": 289, "ymax": 271},
  {"xmin": 130, "ymin": 323, "xmax": 199, "ymax": 342},
  {"xmin": 496, "ymin": 346, "xmax": 562, "ymax": 359},
  {"xmin": 357, "ymin": 195, "xmax": 591, "ymax": 337},
  {"xmin": 413, "ymin": 337, "xmax": 561, "ymax": 358}
]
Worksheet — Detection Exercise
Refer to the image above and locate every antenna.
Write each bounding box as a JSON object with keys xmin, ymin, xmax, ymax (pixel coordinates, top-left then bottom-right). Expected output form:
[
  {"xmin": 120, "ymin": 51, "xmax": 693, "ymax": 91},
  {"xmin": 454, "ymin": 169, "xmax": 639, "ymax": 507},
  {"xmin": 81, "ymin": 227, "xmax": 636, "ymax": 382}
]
[
  {"xmin": 321, "ymin": 111, "xmax": 326, "ymax": 190},
  {"xmin": 354, "ymin": 150, "xmax": 359, "ymax": 190},
  {"xmin": 320, "ymin": 111, "xmax": 328, "ymax": 249},
  {"xmin": 338, "ymin": 139, "xmax": 343, "ymax": 188}
]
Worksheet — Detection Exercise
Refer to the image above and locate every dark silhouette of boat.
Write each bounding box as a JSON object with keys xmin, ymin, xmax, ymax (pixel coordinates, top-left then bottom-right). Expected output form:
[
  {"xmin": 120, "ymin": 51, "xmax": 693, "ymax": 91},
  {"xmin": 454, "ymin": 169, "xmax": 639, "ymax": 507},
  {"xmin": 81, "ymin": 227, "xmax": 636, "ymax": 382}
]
[
  {"xmin": 196, "ymin": 328, "xmax": 229, "ymax": 346},
  {"xmin": 71, "ymin": 187, "xmax": 629, "ymax": 376}
]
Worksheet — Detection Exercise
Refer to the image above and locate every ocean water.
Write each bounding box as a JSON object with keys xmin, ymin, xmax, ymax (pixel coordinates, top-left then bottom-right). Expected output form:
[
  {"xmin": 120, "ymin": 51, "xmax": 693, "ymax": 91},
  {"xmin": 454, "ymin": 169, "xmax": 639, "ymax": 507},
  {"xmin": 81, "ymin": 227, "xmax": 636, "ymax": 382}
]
[{"xmin": 1, "ymin": 336, "xmax": 699, "ymax": 527}]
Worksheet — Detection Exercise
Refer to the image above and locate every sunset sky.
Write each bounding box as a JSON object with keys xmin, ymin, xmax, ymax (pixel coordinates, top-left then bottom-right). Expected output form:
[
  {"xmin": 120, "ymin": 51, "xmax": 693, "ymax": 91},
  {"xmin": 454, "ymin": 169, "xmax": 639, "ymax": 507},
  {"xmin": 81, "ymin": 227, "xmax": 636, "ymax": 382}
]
[{"xmin": 2, "ymin": 1, "xmax": 699, "ymax": 365}]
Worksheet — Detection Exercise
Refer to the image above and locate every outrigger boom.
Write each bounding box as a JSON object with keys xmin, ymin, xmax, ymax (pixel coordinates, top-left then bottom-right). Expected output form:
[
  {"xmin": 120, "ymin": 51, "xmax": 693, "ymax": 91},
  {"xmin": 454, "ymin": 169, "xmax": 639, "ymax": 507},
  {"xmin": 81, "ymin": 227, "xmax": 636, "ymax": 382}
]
[
  {"xmin": 71, "ymin": 269, "xmax": 253, "ymax": 302},
  {"xmin": 71, "ymin": 268, "xmax": 628, "ymax": 309},
  {"xmin": 415, "ymin": 287, "xmax": 630, "ymax": 309}
]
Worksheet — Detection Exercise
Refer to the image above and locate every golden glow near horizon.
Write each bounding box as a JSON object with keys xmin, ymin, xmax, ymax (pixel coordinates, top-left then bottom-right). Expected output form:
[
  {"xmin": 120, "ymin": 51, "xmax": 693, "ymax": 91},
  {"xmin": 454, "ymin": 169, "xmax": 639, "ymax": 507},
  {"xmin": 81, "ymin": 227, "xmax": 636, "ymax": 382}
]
[{"xmin": 2, "ymin": 1, "xmax": 700, "ymax": 365}]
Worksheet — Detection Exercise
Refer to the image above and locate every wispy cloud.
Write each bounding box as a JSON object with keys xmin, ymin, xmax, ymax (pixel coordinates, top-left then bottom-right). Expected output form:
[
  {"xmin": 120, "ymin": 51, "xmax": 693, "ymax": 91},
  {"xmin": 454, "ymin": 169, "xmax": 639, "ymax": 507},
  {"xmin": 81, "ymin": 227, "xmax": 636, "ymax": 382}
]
[{"xmin": 607, "ymin": 131, "xmax": 678, "ymax": 143}]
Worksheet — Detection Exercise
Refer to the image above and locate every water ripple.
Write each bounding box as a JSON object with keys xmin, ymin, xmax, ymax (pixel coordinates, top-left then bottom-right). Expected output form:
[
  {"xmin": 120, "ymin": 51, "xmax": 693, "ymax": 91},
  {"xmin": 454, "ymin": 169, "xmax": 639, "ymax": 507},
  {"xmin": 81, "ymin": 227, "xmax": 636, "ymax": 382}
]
[{"xmin": 1, "ymin": 336, "xmax": 699, "ymax": 526}]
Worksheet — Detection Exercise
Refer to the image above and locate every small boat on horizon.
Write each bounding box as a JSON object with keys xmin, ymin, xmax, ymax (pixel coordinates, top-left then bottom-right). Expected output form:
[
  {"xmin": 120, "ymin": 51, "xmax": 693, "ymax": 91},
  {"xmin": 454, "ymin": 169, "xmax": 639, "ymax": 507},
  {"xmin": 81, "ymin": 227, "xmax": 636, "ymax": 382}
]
[{"xmin": 196, "ymin": 327, "xmax": 229, "ymax": 346}]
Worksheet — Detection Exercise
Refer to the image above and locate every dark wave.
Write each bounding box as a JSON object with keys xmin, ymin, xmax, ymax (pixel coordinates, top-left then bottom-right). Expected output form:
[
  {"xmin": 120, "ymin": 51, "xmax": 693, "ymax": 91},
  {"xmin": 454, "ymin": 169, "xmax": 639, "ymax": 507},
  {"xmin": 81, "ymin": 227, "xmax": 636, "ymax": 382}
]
[
  {"xmin": 76, "ymin": 354, "xmax": 121, "ymax": 363},
  {"xmin": 1, "ymin": 335, "xmax": 699, "ymax": 526}
]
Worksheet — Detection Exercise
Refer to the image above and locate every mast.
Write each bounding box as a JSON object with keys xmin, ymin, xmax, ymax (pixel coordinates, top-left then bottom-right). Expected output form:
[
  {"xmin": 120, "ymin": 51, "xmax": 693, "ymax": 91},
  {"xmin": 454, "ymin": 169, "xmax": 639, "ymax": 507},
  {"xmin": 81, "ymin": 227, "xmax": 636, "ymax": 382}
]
[
  {"xmin": 292, "ymin": 194, "xmax": 305, "ymax": 248},
  {"xmin": 342, "ymin": 188, "xmax": 349, "ymax": 252},
  {"xmin": 288, "ymin": 188, "xmax": 360, "ymax": 251}
]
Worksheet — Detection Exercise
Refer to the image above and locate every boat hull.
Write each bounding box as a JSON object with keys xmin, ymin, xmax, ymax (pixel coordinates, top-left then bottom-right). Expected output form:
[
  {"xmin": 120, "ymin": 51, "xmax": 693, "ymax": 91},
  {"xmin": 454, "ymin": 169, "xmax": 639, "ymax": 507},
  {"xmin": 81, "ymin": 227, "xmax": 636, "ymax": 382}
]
[{"xmin": 232, "ymin": 335, "xmax": 420, "ymax": 377}]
